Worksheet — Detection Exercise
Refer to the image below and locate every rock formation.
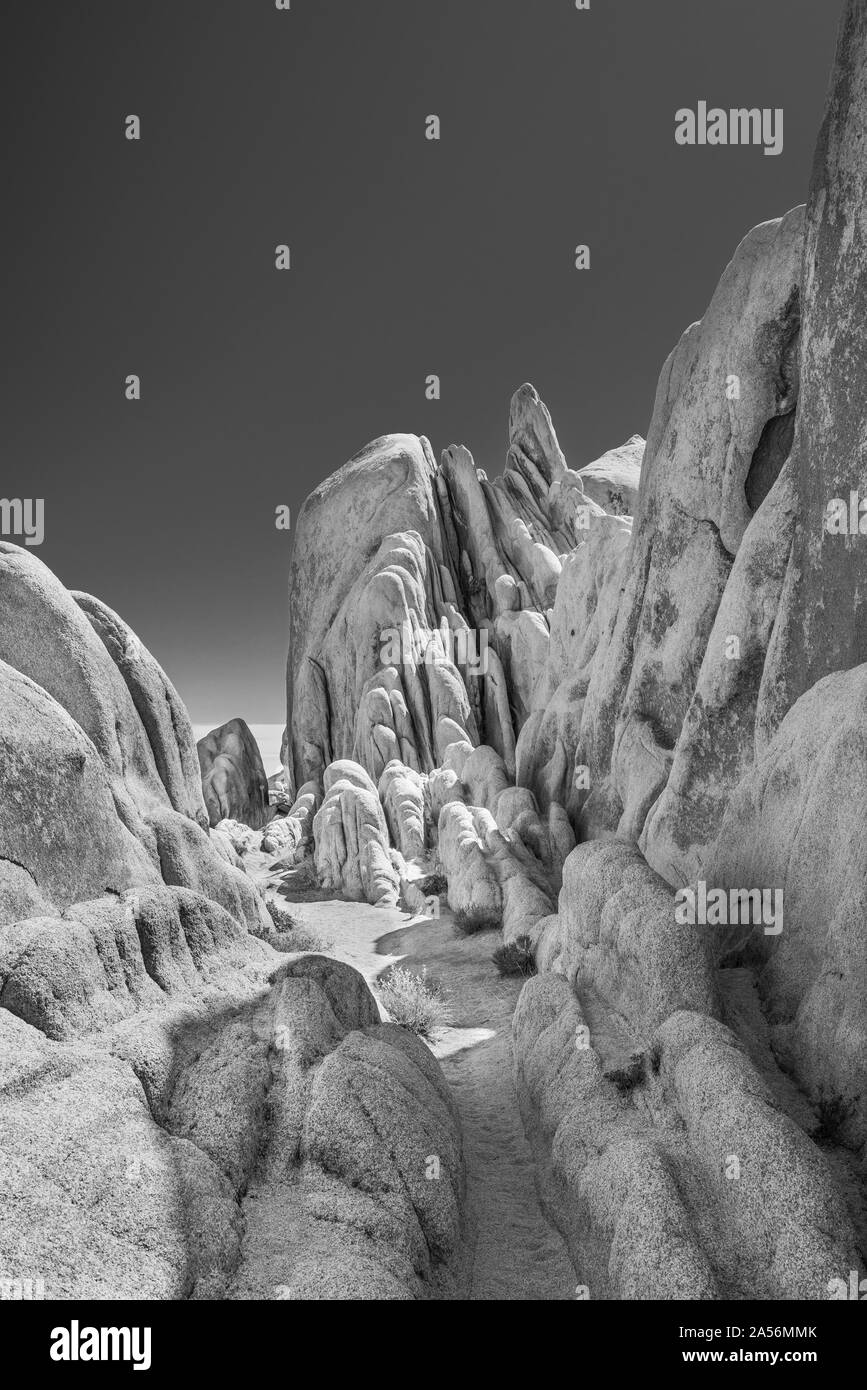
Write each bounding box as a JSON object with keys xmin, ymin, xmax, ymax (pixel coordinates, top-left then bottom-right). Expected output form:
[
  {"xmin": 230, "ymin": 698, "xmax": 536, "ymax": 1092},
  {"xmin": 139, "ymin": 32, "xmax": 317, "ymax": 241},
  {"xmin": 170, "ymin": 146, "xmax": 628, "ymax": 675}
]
[
  {"xmin": 267, "ymin": 0, "xmax": 867, "ymax": 1300},
  {"xmin": 197, "ymin": 718, "xmax": 271, "ymax": 830},
  {"xmin": 3, "ymin": 0, "xmax": 866, "ymax": 1305},
  {"xmin": 0, "ymin": 546, "xmax": 466, "ymax": 1299}
]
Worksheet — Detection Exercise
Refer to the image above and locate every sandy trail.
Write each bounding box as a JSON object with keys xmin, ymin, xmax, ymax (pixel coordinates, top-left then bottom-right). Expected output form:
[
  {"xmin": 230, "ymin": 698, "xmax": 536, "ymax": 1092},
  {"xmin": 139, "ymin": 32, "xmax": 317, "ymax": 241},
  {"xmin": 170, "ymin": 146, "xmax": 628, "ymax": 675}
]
[
  {"xmin": 264, "ymin": 865, "xmax": 575, "ymax": 1300},
  {"xmin": 382, "ymin": 915, "xmax": 577, "ymax": 1300}
]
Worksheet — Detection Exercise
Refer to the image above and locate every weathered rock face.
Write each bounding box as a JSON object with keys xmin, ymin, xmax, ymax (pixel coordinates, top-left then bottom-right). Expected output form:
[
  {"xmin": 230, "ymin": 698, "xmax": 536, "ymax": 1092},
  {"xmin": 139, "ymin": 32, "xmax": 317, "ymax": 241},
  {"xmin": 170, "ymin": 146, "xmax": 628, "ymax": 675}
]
[
  {"xmin": 74, "ymin": 591, "xmax": 209, "ymax": 831},
  {"xmin": 5, "ymin": 2, "xmax": 866, "ymax": 1308},
  {"xmin": 510, "ymin": 9, "xmax": 867, "ymax": 1300},
  {"xmin": 0, "ymin": 660, "xmax": 157, "ymax": 921},
  {"xmin": 280, "ymin": 191, "xmax": 805, "ymax": 896},
  {"xmin": 640, "ymin": 461, "xmax": 799, "ymax": 884},
  {"xmin": 283, "ymin": 388, "xmax": 644, "ymax": 801},
  {"xmin": 516, "ymin": 512, "xmax": 632, "ymax": 819},
  {"xmin": 517, "ymin": 833, "xmax": 861, "ymax": 1300},
  {"xmin": 313, "ymin": 761, "xmax": 400, "ymax": 907},
  {"xmin": 0, "ymin": 546, "xmax": 466, "ymax": 1300},
  {"xmin": 577, "ymin": 436, "xmax": 644, "ymax": 516},
  {"xmin": 544, "ymin": 840, "xmax": 720, "ymax": 1036},
  {"xmin": 514, "ymin": 973, "xmax": 859, "ymax": 1300},
  {"xmin": 0, "ymin": 943, "xmax": 467, "ymax": 1298},
  {"xmin": 705, "ymin": 664, "xmax": 867, "ymax": 1146},
  {"xmin": 575, "ymin": 206, "xmax": 804, "ymax": 851},
  {"xmin": 197, "ymin": 718, "xmax": 270, "ymax": 831},
  {"xmin": 0, "ymin": 544, "xmax": 178, "ymax": 851},
  {"xmin": 758, "ymin": 0, "xmax": 867, "ymax": 739},
  {"xmin": 0, "ymin": 546, "xmax": 262, "ymax": 937},
  {"xmin": 287, "ymin": 434, "xmax": 444, "ymax": 788}
]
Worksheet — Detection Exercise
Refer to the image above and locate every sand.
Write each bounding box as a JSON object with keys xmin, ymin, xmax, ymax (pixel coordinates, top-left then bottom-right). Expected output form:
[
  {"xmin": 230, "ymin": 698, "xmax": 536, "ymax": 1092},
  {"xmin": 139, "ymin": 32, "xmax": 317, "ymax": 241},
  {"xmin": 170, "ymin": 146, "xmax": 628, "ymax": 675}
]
[{"xmin": 263, "ymin": 865, "xmax": 576, "ymax": 1300}]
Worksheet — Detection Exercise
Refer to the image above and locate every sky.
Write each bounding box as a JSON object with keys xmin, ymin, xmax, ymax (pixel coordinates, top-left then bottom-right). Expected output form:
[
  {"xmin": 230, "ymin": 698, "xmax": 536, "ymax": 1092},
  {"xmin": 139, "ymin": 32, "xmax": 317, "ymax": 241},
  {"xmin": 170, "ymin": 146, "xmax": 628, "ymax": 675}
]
[{"xmin": 1, "ymin": 0, "xmax": 842, "ymax": 726}]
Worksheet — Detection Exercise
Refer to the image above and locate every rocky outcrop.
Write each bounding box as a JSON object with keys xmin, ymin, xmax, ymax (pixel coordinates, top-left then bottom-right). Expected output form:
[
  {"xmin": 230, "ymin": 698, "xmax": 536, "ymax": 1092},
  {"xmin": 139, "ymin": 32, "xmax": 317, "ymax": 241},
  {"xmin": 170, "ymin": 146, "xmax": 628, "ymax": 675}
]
[
  {"xmin": 705, "ymin": 664, "xmax": 867, "ymax": 1148},
  {"xmin": 0, "ymin": 939, "xmax": 467, "ymax": 1298},
  {"xmin": 758, "ymin": 0, "xmax": 867, "ymax": 737},
  {"xmin": 0, "ymin": 546, "xmax": 264, "ymax": 939},
  {"xmin": 282, "ymin": 383, "xmax": 634, "ymax": 801},
  {"xmin": 0, "ymin": 546, "xmax": 466, "ymax": 1299},
  {"xmin": 287, "ymin": 436, "xmax": 446, "ymax": 788},
  {"xmin": 265, "ymin": 0, "xmax": 867, "ymax": 1305},
  {"xmin": 74, "ymin": 591, "xmax": 209, "ymax": 831},
  {"xmin": 506, "ymin": 4, "xmax": 867, "ymax": 1295},
  {"xmin": 0, "ymin": 544, "xmax": 181, "ymax": 854},
  {"xmin": 514, "ymin": 971, "xmax": 859, "ymax": 1300},
  {"xmin": 312, "ymin": 762, "xmax": 400, "ymax": 907},
  {"xmin": 197, "ymin": 718, "xmax": 270, "ymax": 831},
  {"xmin": 577, "ymin": 436, "xmax": 644, "ymax": 516},
  {"xmin": 640, "ymin": 461, "xmax": 799, "ymax": 883},
  {"xmin": 5, "ymin": 0, "xmax": 866, "ymax": 1307},
  {"xmin": 574, "ymin": 206, "xmax": 804, "ymax": 851},
  {"xmin": 539, "ymin": 840, "xmax": 720, "ymax": 1034},
  {"xmin": 515, "ymin": 512, "xmax": 633, "ymax": 819}
]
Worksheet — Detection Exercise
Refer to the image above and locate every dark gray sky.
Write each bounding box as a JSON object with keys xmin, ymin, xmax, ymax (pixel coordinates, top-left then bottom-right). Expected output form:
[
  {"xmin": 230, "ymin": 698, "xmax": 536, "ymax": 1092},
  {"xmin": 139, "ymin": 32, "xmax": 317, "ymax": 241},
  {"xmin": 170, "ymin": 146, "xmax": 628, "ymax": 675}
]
[{"xmin": 1, "ymin": 1, "xmax": 840, "ymax": 725}]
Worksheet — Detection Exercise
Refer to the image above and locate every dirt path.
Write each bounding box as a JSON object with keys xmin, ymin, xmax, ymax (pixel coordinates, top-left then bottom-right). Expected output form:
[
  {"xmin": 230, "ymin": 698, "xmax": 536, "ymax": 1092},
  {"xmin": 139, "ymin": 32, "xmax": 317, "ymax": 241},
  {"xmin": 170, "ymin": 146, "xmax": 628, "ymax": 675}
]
[
  {"xmin": 384, "ymin": 915, "xmax": 577, "ymax": 1300},
  {"xmin": 260, "ymin": 863, "xmax": 575, "ymax": 1298}
]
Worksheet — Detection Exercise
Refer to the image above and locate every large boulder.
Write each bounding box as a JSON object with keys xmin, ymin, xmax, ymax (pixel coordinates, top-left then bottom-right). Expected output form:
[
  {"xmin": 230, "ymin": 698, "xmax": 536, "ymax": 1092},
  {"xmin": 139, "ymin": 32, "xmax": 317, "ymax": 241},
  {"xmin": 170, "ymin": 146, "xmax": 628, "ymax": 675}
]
[
  {"xmin": 286, "ymin": 435, "xmax": 445, "ymax": 788},
  {"xmin": 197, "ymin": 718, "xmax": 270, "ymax": 831},
  {"xmin": 516, "ymin": 511, "xmax": 632, "ymax": 821},
  {"xmin": 515, "ymin": 879, "xmax": 859, "ymax": 1300},
  {"xmin": 577, "ymin": 435, "xmax": 644, "ymax": 515},
  {"xmin": 0, "ymin": 660, "xmax": 157, "ymax": 925},
  {"xmin": 0, "ymin": 942, "xmax": 467, "ymax": 1299},
  {"xmin": 641, "ymin": 462, "xmax": 798, "ymax": 884},
  {"xmin": 0, "ymin": 543, "xmax": 175, "ymax": 845},
  {"xmin": 705, "ymin": 664, "xmax": 867, "ymax": 1144},
  {"xmin": 313, "ymin": 761, "xmax": 400, "ymax": 907},
  {"xmin": 0, "ymin": 547, "xmax": 269, "ymax": 945}
]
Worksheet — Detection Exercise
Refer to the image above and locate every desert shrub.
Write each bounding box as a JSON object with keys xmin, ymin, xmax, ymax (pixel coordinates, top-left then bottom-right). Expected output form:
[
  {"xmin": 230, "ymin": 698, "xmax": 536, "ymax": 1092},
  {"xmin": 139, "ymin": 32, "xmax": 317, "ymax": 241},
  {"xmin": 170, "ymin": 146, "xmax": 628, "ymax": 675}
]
[
  {"xmin": 813, "ymin": 1092, "xmax": 856, "ymax": 1147},
  {"xmin": 281, "ymin": 927, "xmax": 334, "ymax": 954},
  {"xmin": 606, "ymin": 1051, "xmax": 645, "ymax": 1093},
  {"xmin": 265, "ymin": 899, "xmax": 333, "ymax": 953},
  {"xmin": 376, "ymin": 965, "xmax": 450, "ymax": 1039},
  {"xmin": 267, "ymin": 899, "xmax": 298, "ymax": 932},
  {"xmin": 290, "ymin": 859, "xmax": 319, "ymax": 889},
  {"xmin": 418, "ymin": 871, "xmax": 448, "ymax": 897},
  {"xmin": 453, "ymin": 906, "xmax": 502, "ymax": 937},
  {"xmin": 492, "ymin": 935, "xmax": 537, "ymax": 978}
]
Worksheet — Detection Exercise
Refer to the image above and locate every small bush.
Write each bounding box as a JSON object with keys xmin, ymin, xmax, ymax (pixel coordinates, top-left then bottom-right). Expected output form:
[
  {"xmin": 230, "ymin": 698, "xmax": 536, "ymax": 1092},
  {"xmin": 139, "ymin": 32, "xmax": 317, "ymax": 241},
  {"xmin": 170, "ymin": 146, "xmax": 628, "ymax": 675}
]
[
  {"xmin": 418, "ymin": 871, "xmax": 448, "ymax": 897},
  {"xmin": 492, "ymin": 935, "xmax": 537, "ymax": 978},
  {"xmin": 267, "ymin": 899, "xmax": 298, "ymax": 932},
  {"xmin": 290, "ymin": 859, "xmax": 319, "ymax": 889},
  {"xmin": 813, "ymin": 1092, "xmax": 856, "ymax": 1147},
  {"xmin": 282, "ymin": 928, "xmax": 334, "ymax": 954},
  {"xmin": 377, "ymin": 965, "xmax": 450, "ymax": 1039},
  {"xmin": 606, "ymin": 1051, "xmax": 645, "ymax": 1093},
  {"xmin": 265, "ymin": 899, "xmax": 332, "ymax": 953},
  {"xmin": 454, "ymin": 906, "xmax": 502, "ymax": 937}
]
